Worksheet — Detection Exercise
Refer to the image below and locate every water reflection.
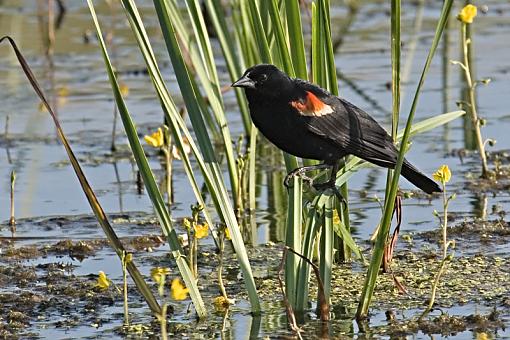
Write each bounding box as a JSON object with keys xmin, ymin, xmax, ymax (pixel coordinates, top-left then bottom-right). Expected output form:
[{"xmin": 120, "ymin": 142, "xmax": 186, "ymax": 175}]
[{"xmin": 442, "ymin": 5, "xmax": 452, "ymax": 154}]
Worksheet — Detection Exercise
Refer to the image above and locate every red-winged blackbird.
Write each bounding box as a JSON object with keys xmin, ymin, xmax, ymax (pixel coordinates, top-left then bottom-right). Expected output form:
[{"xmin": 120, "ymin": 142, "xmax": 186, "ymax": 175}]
[{"xmin": 232, "ymin": 64, "xmax": 441, "ymax": 194}]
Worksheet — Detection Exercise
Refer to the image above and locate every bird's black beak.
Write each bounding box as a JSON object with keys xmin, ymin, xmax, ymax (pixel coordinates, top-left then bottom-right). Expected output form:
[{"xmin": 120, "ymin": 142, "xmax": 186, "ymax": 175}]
[{"xmin": 232, "ymin": 75, "xmax": 256, "ymax": 89}]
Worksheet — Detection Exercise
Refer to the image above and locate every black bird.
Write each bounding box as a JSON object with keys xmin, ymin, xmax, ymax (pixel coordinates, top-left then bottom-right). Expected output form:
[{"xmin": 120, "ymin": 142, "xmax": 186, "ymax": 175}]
[{"xmin": 232, "ymin": 64, "xmax": 441, "ymax": 194}]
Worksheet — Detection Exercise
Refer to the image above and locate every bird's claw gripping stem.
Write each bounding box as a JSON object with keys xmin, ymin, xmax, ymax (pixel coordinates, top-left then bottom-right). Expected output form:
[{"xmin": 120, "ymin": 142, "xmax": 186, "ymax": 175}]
[
  {"xmin": 283, "ymin": 163, "xmax": 337, "ymax": 191},
  {"xmin": 284, "ymin": 168, "xmax": 314, "ymax": 188}
]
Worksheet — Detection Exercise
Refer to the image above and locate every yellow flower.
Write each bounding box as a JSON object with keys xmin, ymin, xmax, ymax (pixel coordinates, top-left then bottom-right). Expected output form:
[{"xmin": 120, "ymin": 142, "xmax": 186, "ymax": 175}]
[
  {"xmin": 458, "ymin": 4, "xmax": 477, "ymax": 24},
  {"xmin": 476, "ymin": 332, "xmax": 489, "ymax": 340},
  {"xmin": 194, "ymin": 223, "xmax": 209, "ymax": 239},
  {"xmin": 224, "ymin": 227, "xmax": 231, "ymax": 240},
  {"xmin": 433, "ymin": 165, "xmax": 451, "ymax": 184},
  {"xmin": 171, "ymin": 278, "xmax": 189, "ymax": 300},
  {"xmin": 96, "ymin": 271, "xmax": 110, "ymax": 290},
  {"xmin": 151, "ymin": 267, "xmax": 171, "ymax": 285},
  {"xmin": 144, "ymin": 128, "xmax": 164, "ymax": 148}
]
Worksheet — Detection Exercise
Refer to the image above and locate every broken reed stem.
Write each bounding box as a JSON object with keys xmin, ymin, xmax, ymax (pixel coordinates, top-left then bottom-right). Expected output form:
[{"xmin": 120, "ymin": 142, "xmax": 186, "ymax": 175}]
[{"xmin": 461, "ymin": 23, "xmax": 488, "ymax": 177}]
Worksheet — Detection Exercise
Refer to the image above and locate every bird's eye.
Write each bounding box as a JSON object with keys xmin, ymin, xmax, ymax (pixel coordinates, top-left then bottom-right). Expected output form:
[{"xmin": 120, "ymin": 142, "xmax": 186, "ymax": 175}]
[{"xmin": 259, "ymin": 74, "xmax": 268, "ymax": 82}]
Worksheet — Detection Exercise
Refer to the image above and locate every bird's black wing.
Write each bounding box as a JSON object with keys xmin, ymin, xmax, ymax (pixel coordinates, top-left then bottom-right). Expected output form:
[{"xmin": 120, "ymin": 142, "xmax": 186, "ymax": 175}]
[{"xmin": 295, "ymin": 80, "xmax": 397, "ymax": 166}]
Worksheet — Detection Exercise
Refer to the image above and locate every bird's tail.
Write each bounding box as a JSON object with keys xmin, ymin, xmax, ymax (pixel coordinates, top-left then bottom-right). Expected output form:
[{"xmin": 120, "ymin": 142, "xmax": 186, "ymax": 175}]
[{"xmin": 401, "ymin": 160, "xmax": 442, "ymax": 194}]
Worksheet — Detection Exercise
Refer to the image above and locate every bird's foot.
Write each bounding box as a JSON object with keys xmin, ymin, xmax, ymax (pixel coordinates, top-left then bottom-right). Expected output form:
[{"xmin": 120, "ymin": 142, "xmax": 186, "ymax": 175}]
[
  {"xmin": 312, "ymin": 180, "xmax": 346, "ymax": 204},
  {"xmin": 311, "ymin": 179, "xmax": 335, "ymax": 191},
  {"xmin": 284, "ymin": 169, "xmax": 314, "ymax": 188}
]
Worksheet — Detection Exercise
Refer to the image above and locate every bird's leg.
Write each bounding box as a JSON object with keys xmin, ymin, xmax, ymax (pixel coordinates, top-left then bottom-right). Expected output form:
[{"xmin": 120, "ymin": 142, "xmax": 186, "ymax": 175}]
[
  {"xmin": 312, "ymin": 161, "xmax": 346, "ymax": 204},
  {"xmin": 284, "ymin": 163, "xmax": 332, "ymax": 188},
  {"xmin": 312, "ymin": 161, "xmax": 340, "ymax": 190}
]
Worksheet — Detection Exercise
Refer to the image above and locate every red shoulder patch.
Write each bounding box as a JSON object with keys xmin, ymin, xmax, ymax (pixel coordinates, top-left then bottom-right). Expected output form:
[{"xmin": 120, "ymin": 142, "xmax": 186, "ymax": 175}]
[{"xmin": 290, "ymin": 91, "xmax": 333, "ymax": 116}]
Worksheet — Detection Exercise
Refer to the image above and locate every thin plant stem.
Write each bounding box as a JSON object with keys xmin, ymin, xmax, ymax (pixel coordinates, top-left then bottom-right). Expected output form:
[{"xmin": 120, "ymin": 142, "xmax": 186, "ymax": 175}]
[
  {"xmin": 218, "ymin": 233, "xmax": 228, "ymax": 299},
  {"xmin": 420, "ymin": 179, "xmax": 454, "ymax": 320},
  {"xmin": 442, "ymin": 186, "xmax": 448, "ymax": 259},
  {"xmin": 122, "ymin": 251, "xmax": 130, "ymax": 327},
  {"xmin": 5, "ymin": 115, "xmax": 12, "ymax": 164},
  {"xmin": 111, "ymin": 106, "xmax": 118, "ymax": 151},
  {"xmin": 159, "ymin": 303, "xmax": 168, "ymax": 340},
  {"xmin": 9, "ymin": 170, "xmax": 16, "ymax": 230},
  {"xmin": 461, "ymin": 23, "xmax": 488, "ymax": 177},
  {"xmin": 162, "ymin": 147, "xmax": 173, "ymax": 206},
  {"xmin": 188, "ymin": 235, "xmax": 194, "ymax": 278},
  {"xmin": 193, "ymin": 234, "xmax": 198, "ymax": 279},
  {"xmin": 419, "ymin": 256, "xmax": 449, "ymax": 320}
]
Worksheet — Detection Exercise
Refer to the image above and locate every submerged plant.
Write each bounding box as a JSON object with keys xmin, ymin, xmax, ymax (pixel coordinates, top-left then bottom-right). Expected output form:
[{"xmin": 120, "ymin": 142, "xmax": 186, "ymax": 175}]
[{"xmin": 420, "ymin": 164, "xmax": 456, "ymax": 319}]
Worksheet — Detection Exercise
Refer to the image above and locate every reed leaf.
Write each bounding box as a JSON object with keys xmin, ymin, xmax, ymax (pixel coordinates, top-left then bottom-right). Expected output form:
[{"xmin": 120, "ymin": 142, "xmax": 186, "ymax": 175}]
[
  {"xmin": 87, "ymin": 0, "xmax": 208, "ymax": 318},
  {"xmin": 294, "ymin": 199, "xmax": 321, "ymax": 311},
  {"xmin": 165, "ymin": 0, "xmax": 240, "ymax": 203},
  {"xmin": 150, "ymin": 0, "xmax": 261, "ymax": 313},
  {"xmin": 203, "ymin": 0, "xmax": 251, "ymax": 133},
  {"xmin": 114, "ymin": 0, "xmax": 217, "ymax": 243},
  {"xmin": 284, "ymin": 0, "xmax": 307, "ymax": 79}
]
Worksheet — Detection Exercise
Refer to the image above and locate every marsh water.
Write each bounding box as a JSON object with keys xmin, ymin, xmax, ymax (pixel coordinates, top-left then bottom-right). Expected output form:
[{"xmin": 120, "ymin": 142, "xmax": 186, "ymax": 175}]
[{"xmin": 1, "ymin": 1, "xmax": 509, "ymax": 339}]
